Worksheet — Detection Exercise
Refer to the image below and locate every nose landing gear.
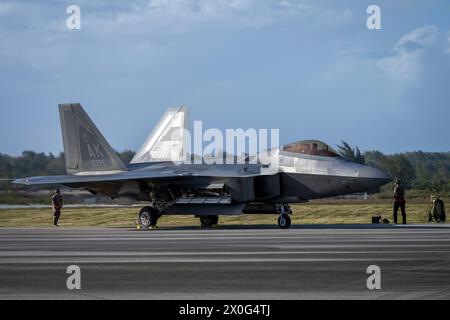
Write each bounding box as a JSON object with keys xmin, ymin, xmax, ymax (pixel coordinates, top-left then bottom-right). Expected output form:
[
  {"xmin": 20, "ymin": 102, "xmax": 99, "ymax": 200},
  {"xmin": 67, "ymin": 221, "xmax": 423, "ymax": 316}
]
[
  {"xmin": 278, "ymin": 214, "xmax": 291, "ymax": 229},
  {"xmin": 277, "ymin": 204, "xmax": 292, "ymax": 229}
]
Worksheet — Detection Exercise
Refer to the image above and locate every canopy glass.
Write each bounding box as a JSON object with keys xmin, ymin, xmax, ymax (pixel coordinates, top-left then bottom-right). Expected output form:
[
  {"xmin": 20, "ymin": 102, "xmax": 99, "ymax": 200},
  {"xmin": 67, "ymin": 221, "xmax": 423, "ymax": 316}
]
[{"xmin": 282, "ymin": 140, "xmax": 339, "ymax": 158}]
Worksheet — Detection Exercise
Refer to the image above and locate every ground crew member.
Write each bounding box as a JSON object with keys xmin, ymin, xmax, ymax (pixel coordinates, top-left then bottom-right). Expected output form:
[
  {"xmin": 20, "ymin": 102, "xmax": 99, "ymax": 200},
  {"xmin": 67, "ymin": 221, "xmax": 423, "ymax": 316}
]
[
  {"xmin": 429, "ymin": 188, "xmax": 446, "ymax": 222},
  {"xmin": 430, "ymin": 187, "xmax": 440, "ymax": 203},
  {"xmin": 393, "ymin": 179, "xmax": 407, "ymax": 224},
  {"xmin": 51, "ymin": 189, "xmax": 63, "ymax": 227}
]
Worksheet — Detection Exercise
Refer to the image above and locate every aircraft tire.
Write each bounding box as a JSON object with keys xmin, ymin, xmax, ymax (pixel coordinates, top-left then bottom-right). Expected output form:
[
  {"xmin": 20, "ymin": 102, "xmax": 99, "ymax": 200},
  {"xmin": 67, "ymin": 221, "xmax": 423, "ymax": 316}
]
[
  {"xmin": 278, "ymin": 214, "xmax": 291, "ymax": 229},
  {"xmin": 200, "ymin": 215, "xmax": 219, "ymax": 228},
  {"xmin": 138, "ymin": 207, "xmax": 160, "ymax": 229}
]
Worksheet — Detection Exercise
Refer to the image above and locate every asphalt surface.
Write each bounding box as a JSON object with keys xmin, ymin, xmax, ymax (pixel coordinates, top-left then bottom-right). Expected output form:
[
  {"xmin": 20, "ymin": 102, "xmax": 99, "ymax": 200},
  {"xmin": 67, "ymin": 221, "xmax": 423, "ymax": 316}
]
[{"xmin": 1, "ymin": 224, "xmax": 450, "ymax": 300}]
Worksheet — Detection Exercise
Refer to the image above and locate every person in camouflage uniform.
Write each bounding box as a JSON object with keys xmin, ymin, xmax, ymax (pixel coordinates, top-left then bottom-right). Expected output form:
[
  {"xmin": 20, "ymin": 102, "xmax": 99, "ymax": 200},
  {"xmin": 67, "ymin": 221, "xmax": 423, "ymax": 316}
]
[
  {"xmin": 429, "ymin": 188, "xmax": 446, "ymax": 223},
  {"xmin": 51, "ymin": 189, "xmax": 63, "ymax": 227}
]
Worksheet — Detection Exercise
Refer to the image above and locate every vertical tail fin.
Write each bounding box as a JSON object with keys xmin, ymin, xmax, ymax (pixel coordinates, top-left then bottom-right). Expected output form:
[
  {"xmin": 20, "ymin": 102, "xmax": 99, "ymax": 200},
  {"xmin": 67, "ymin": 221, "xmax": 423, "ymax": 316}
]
[
  {"xmin": 59, "ymin": 103, "xmax": 126, "ymax": 174},
  {"xmin": 131, "ymin": 106, "xmax": 189, "ymax": 163}
]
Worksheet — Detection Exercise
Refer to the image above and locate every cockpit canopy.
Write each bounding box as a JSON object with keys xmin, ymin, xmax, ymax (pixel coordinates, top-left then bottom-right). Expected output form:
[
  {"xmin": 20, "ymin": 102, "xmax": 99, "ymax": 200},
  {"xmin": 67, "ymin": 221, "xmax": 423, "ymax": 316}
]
[{"xmin": 282, "ymin": 140, "xmax": 340, "ymax": 158}]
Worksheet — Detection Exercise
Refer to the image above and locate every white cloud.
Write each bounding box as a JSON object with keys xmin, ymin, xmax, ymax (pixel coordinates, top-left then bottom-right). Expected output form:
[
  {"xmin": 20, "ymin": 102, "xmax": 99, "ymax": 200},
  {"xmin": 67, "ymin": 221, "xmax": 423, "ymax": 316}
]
[
  {"xmin": 0, "ymin": 0, "xmax": 355, "ymax": 48},
  {"xmin": 377, "ymin": 25, "xmax": 450, "ymax": 87},
  {"xmin": 377, "ymin": 46, "xmax": 425, "ymax": 86},
  {"xmin": 84, "ymin": 0, "xmax": 352, "ymax": 35},
  {"xmin": 394, "ymin": 25, "xmax": 440, "ymax": 51},
  {"xmin": 142, "ymin": 0, "xmax": 309, "ymax": 19}
]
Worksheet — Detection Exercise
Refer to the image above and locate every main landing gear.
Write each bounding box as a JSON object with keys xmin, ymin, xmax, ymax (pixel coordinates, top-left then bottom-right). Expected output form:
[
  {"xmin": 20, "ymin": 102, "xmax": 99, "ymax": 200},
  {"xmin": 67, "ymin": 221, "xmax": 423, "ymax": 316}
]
[
  {"xmin": 137, "ymin": 205, "xmax": 292, "ymax": 229},
  {"xmin": 277, "ymin": 204, "xmax": 292, "ymax": 229},
  {"xmin": 138, "ymin": 206, "xmax": 161, "ymax": 229}
]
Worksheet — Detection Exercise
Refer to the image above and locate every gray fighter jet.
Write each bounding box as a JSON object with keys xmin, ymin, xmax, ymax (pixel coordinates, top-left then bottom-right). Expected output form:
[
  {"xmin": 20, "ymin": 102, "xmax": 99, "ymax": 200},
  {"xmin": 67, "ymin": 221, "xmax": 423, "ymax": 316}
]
[{"xmin": 14, "ymin": 104, "xmax": 391, "ymax": 229}]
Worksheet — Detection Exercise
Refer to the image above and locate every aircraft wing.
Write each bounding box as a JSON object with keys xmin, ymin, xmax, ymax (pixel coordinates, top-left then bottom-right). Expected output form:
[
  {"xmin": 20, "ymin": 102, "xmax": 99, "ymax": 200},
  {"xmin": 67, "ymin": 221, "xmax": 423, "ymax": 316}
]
[
  {"xmin": 13, "ymin": 171, "xmax": 186, "ymax": 186},
  {"xmin": 13, "ymin": 164, "xmax": 276, "ymax": 186}
]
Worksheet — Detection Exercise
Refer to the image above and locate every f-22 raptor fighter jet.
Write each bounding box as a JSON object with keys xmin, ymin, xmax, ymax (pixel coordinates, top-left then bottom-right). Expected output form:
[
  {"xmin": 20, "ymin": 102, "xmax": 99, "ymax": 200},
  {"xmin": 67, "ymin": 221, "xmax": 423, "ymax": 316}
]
[{"xmin": 14, "ymin": 104, "xmax": 391, "ymax": 229}]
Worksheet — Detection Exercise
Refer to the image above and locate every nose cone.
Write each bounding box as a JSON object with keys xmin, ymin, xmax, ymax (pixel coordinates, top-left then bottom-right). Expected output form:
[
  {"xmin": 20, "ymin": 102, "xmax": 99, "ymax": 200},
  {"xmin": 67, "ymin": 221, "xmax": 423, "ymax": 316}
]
[{"xmin": 358, "ymin": 165, "xmax": 392, "ymax": 188}]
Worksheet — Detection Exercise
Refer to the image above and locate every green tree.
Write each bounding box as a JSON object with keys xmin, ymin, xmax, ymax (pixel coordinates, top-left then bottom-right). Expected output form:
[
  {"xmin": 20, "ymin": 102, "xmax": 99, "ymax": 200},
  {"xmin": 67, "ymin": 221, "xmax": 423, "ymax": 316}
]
[
  {"xmin": 366, "ymin": 152, "xmax": 416, "ymax": 187},
  {"xmin": 46, "ymin": 153, "xmax": 66, "ymax": 175},
  {"xmin": 385, "ymin": 154, "xmax": 416, "ymax": 187},
  {"xmin": 337, "ymin": 141, "xmax": 365, "ymax": 164}
]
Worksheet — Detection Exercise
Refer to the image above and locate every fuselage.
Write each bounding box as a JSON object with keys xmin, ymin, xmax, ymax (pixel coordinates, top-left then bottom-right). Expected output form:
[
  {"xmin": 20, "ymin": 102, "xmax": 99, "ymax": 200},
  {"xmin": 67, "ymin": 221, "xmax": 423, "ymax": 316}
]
[{"xmin": 111, "ymin": 145, "xmax": 391, "ymax": 204}]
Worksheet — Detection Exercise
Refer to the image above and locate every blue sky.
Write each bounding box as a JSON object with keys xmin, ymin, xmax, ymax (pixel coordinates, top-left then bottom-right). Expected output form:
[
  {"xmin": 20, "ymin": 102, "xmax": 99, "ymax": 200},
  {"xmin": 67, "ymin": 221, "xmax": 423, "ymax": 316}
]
[{"xmin": 1, "ymin": 0, "xmax": 450, "ymax": 155}]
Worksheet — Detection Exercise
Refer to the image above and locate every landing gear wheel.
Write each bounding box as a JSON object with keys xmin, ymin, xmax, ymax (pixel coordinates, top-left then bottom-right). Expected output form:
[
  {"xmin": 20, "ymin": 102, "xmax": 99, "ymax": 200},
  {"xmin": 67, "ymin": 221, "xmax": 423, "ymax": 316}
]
[
  {"xmin": 138, "ymin": 207, "xmax": 161, "ymax": 229},
  {"xmin": 278, "ymin": 214, "xmax": 291, "ymax": 229},
  {"xmin": 200, "ymin": 215, "xmax": 219, "ymax": 228}
]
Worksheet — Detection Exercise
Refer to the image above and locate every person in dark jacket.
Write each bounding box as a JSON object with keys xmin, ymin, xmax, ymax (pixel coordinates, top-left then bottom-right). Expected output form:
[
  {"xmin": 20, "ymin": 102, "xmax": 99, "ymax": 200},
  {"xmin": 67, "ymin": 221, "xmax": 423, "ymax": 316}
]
[
  {"xmin": 51, "ymin": 189, "xmax": 63, "ymax": 227},
  {"xmin": 393, "ymin": 179, "xmax": 406, "ymax": 224}
]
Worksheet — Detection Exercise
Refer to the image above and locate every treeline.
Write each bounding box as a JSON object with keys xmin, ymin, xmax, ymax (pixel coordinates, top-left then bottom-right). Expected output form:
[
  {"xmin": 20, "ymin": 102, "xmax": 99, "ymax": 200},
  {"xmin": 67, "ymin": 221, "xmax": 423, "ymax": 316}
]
[
  {"xmin": 0, "ymin": 150, "xmax": 135, "ymax": 180},
  {"xmin": 365, "ymin": 151, "xmax": 450, "ymax": 190},
  {"xmin": 337, "ymin": 142, "xmax": 450, "ymax": 192},
  {"xmin": 1, "ymin": 148, "xmax": 450, "ymax": 192}
]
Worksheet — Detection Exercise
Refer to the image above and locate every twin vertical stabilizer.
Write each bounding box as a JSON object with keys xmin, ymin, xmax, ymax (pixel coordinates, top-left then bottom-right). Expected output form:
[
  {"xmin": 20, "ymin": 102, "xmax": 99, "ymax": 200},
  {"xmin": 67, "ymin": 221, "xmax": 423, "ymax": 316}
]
[
  {"xmin": 59, "ymin": 104, "xmax": 188, "ymax": 174},
  {"xmin": 59, "ymin": 103, "xmax": 126, "ymax": 174},
  {"xmin": 131, "ymin": 106, "xmax": 189, "ymax": 164}
]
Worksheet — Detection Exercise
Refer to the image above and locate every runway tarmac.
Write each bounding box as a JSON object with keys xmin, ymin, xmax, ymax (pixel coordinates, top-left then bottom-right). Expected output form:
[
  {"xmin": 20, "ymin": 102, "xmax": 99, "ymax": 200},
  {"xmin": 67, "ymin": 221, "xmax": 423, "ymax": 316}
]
[{"xmin": 1, "ymin": 224, "xmax": 450, "ymax": 300}]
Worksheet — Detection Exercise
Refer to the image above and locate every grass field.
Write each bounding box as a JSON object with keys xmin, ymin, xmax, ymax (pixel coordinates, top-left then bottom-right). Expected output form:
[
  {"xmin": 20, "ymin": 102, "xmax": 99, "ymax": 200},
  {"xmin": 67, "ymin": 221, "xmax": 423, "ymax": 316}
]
[{"xmin": 0, "ymin": 201, "xmax": 444, "ymax": 228}]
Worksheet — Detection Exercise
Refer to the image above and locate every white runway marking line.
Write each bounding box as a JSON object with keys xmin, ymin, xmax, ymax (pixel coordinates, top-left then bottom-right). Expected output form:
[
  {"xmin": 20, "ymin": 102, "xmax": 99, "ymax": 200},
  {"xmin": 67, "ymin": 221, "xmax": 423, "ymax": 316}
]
[
  {"xmin": 1, "ymin": 249, "xmax": 449, "ymax": 257},
  {"xmin": 2, "ymin": 236, "xmax": 450, "ymax": 242},
  {"xmin": 0, "ymin": 257, "xmax": 438, "ymax": 264},
  {"xmin": 0, "ymin": 250, "xmax": 450, "ymax": 264},
  {"xmin": 268, "ymin": 244, "xmax": 450, "ymax": 248},
  {"xmin": 1, "ymin": 228, "xmax": 450, "ymax": 236}
]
